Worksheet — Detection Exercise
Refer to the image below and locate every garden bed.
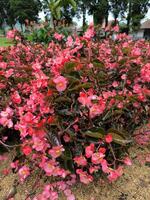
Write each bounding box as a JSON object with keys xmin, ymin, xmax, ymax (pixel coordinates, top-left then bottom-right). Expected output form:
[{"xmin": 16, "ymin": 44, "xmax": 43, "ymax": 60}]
[{"xmin": 0, "ymin": 145, "xmax": 150, "ymax": 200}]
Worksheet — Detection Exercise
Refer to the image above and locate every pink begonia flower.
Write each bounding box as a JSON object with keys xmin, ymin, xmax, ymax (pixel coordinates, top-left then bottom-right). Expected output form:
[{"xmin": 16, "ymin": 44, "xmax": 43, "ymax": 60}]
[
  {"xmin": 53, "ymin": 76, "xmax": 67, "ymax": 92},
  {"xmin": 99, "ymin": 147, "xmax": 106, "ymax": 154},
  {"xmin": 101, "ymin": 159, "xmax": 110, "ymax": 173},
  {"xmin": 63, "ymin": 134, "xmax": 71, "ymax": 142},
  {"xmin": 113, "ymin": 25, "xmax": 119, "ymax": 32},
  {"xmin": 22, "ymin": 146, "xmax": 32, "ymax": 156},
  {"xmin": 74, "ymin": 155, "xmax": 87, "ymax": 166},
  {"xmin": 43, "ymin": 160, "xmax": 56, "ymax": 174},
  {"xmin": 89, "ymin": 166, "xmax": 100, "ymax": 174},
  {"xmin": 133, "ymin": 84, "xmax": 142, "ymax": 94},
  {"xmin": 0, "ymin": 107, "xmax": 13, "ymax": 117},
  {"xmin": 107, "ymin": 166, "xmax": 123, "ymax": 182},
  {"xmin": 32, "ymin": 136, "xmax": 45, "ymax": 151},
  {"xmin": 131, "ymin": 48, "xmax": 141, "ymax": 57},
  {"xmin": 0, "ymin": 118, "xmax": 13, "ymax": 128},
  {"xmin": 6, "ymin": 30, "xmax": 17, "ymax": 39},
  {"xmin": 11, "ymin": 91, "xmax": 21, "ymax": 104},
  {"xmin": 0, "ymin": 61, "xmax": 7, "ymax": 69},
  {"xmin": 66, "ymin": 36, "xmax": 73, "ymax": 47},
  {"xmin": 0, "ymin": 107, "xmax": 14, "ymax": 128},
  {"xmin": 11, "ymin": 160, "xmax": 19, "ymax": 170},
  {"xmin": 32, "ymin": 63, "xmax": 42, "ymax": 70},
  {"xmin": 18, "ymin": 166, "xmax": 30, "ymax": 182},
  {"xmin": 57, "ymin": 181, "xmax": 67, "ymax": 191},
  {"xmin": 67, "ymin": 194, "xmax": 75, "ymax": 200},
  {"xmin": 117, "ymin": 102, "xmax": 123, "ymax": 109},
  {"xmin": 85, "ymin": 143, "xmax": 95, "ymax": 158},
  {"xmin": 91, "ymin": 152, "xmax": 105, "ymax": 165},
  {"xmin": 123, "ymin": 157, "xmax": 132, "ymax": 166},
  {"xmin": 76, "ymin": 169, "xmax": 93, "ymax": 184},
  {"xmin": 89, "ymin": 103, "xmax": 105, "ymax": 118},
  {"xmin": 84, "ymin": 24, "xmax": 95, "ymax": 39},
  {"xmin": 48, "ymin": 145, "xmax": 64, "ymax": 158},
  {"xmin": 112, "ymin": 81, "xmax": 119, "ymax": 88},
  {"xmin": 5, "ymin": 69, "xmax": 14, "ymax": 78},
  {"xmin": 54, "ymin": 33, "xmax": 64, "ymax": 41},
  {"xmin": 121, "ymin": 74, "xmax": 127, "ymax": 80},
  {"xmin": 64, "ymin": 189, "xmax": 72, "ymax": 196},
  {"xmin": 78, "ymin": 92, "xmax": 92, "ymax": 107},
  {"xmin": 105, "ymin": 134, "xmax": 113, "ymax": 143},
  {"xmin": 141, "ymin": 63, "xmax": 150, "ymax": 82}
]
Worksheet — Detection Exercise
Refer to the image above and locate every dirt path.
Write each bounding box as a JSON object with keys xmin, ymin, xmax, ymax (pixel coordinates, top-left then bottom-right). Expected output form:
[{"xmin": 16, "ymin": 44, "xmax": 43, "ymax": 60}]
[{"xmin": 0, "ymin": 146, "xmax": 150, "ymax": 200}]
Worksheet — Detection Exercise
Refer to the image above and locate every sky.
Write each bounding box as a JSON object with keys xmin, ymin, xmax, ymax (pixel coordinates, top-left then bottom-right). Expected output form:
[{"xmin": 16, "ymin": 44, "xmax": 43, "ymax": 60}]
[{"xmin": 39, "ymin": 8, "xmax": 150, "ymax": 27}]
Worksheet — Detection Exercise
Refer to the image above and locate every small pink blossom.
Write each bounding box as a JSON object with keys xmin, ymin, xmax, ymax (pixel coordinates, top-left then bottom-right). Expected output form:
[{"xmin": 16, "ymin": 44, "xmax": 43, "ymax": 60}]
[
  {"xmin": 105, "ymin": 134, "xmax": 113, "ymax": 143},
  {"xmin": 18, "ymin": 166, "xmax": 30, "ymax": 182},
  {"xmin": 85, "ymin": 143, "xmax": 95, "ymax": 158},
  {"xmin": 123, "ymin": 157, "xmax": 132, "ymax": 166},
  {"xmin": 78, "ymin": 92, "xmax": 92, "ymax": 107},
  {"xmin": 141, "ymin": 63, "xmax": 150, "ymax": 82},
  {"xmin": 76, "ymin": 169, "xmax": 93, "ymax": 184},
  {"xmin": 108, "ymin": 166, "xmax": 123, "ymax": 182},
  {"xmin": 74, "ymin": 155, "xmax": 87, "ymax": 166},
  {"xmin": 32, "ymin": 63, "xmax": 42, "ymax": 70},
  {"xmin": 54, "ymin": 33, "xmax": 64, "ymax": 41},
  {"xmin": 91, "ymin": 152, "xmax": 105, "ymax": 165},
  {"xmin": 11, "ymin": 91, "xmax": 21, "ymax": 104},
  {"xmin": 89, "ymin": 104, "xmax": 105, "ymax": 118},
  {"xmin": 53, "ymin": 76, "xmax": 67, "ymax": 92},
  {"xmin": 48, "ymin": 145, "xmax": 64, "ymax": 158},
  {"xmin": 43, "ymin": 160, "xmax": 56, "ymax": 174},
  {"xmin": 6, "ymin": 30, "xmax": 17, "ymax": 39},
  {"xmin": 113, "ymin": 25, "xmax": 119, "ymax": 32}
]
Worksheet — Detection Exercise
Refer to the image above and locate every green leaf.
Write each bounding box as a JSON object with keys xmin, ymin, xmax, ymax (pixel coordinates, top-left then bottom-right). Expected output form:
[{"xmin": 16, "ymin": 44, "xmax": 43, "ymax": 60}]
[
  {"xmin": 55, "ymin": 96, "xmax": 72, "ymax": 103},
  {"xmin": 93, "ymin": 61, "xmax": 104, "ymax": 68},
  {"xmin": 83, "ymin": 128, "xmax": 105, "ymax": 139},
  {"xmin": 68, "ymin": 0, "xmax": 76, "ymax": 10},
  {"xmin": 62, "ymin": 147, "xmax": 74, "ymax": 172},
  {"xmin": 62, "ymin": 62, "xmax": 77, "ymax": 74},
  {"xmin": 107, "ymin": 128, "xmax": 132, "ymax": 145},
  {"xmin": 63, "ymin": 147, "xmax": 72, "ymax": 160},
  {"xmin": 68, "ymin": 83, "xmax": 92, "ymax": 92}
]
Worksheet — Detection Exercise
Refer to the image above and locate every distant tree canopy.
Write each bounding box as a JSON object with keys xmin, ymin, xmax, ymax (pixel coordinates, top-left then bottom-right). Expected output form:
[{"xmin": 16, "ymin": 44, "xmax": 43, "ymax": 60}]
[
  {"xmin": 10, "ymin": 0, "xmax": 41, "ymax": 25},
  {"xmin": 42, "ymin": 0, "xmax": 76, "ymax": 27},
  {"xmin": 0, "ymin": 0, "xmax": 150, "ymax": 33},
  {"xmin": 0, "ymin": 0, "xmax": 15, "ymax": 27},
  {"xmin": 76, "ymin": 0, "xmax": 150, "ymax": 33},
  {"xmin": 0, "ymin": 0, "xmax": 41, "ymax": 28}
]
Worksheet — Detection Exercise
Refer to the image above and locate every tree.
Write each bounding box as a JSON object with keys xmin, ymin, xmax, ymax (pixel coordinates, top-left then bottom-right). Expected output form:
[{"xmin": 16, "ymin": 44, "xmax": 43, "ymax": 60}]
[
  {"xmin": 42, "ymin": 0, "xmax": 76, "ymax": 28},
  {"xmin": 109, "ymin": 0, "xmax": 128, "ymax": 25},
  {"xmin": 88, "ymin": 0, "xmax": 110, "ymax": 26},
  {"xmin": 10, "ymin": 0, "xmax": 41, "ymax": 29},
  {"xmin": 0, "ymin": 0, "xmax": 15, "ymax": 28},
  {"xmin": 75, "ymin": 0, "xmax": 91, "ymax": 29},
  {"xmin": 131, "ymin": 0, "xmax": 150, "ymax": 32},
  {"xmin": 125, "ymin": 0, "xmax": 150, "ymax": 34}
]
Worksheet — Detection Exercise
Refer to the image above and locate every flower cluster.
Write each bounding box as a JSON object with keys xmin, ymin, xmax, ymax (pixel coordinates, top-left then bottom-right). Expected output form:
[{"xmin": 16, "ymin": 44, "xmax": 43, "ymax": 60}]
[{"xmin": 0, "ymin": 27, "xmax": 149, "ymax": 199}]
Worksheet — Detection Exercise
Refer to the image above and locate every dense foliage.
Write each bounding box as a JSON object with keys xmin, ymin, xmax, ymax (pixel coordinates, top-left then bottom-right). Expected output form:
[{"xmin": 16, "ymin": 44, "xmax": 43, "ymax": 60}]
[{"xmin": 0, "ymin": 26, "xmax": 149, "ymax": 199}]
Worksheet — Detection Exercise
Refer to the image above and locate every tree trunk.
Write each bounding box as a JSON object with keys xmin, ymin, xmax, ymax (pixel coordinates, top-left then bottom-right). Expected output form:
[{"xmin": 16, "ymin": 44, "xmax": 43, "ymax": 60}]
[
  {"xmin": 50, "ymin": 14, "xmax": 54, "ymax": 30},
  {"xmin": 114, "ymin": 15, "xmax": 118, "ymax": 25},
  {"xmin": 126, "ymin": 0, "xmax": 132, "ymax": 35},
  {"xmin": 21, "ymin": 23, "xmax": 24, "ymax": 32},
  {"xmin": 105, "ymin": 12, "xmax": 109, "ymax": 28},
  {"xmin": 82, "ymin": 5, "xmax": 86, "ymax": 30},
  {"xmin": 93, "ymin": 12, "xmax": 104, "ymax": 26}
]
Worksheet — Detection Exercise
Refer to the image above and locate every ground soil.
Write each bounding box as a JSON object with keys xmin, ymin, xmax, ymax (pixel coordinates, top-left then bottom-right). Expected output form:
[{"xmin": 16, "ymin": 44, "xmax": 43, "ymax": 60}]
[{"xmin": 0, "ymin": 145, "xmax": 150, "ymax": 200}]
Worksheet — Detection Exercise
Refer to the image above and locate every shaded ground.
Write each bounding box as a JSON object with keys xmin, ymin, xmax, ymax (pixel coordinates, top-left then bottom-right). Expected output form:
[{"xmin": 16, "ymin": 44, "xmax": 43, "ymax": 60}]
[{"xmin": 0, "ymin": 145, "xmax": 150, "ymax": 200}]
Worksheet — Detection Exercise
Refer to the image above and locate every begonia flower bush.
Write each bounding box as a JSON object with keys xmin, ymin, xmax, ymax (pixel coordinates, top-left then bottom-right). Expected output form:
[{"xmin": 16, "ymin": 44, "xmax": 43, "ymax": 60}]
[{"xmin": 0, "ymin": 26, "xmax": 150, "ymax": 199}]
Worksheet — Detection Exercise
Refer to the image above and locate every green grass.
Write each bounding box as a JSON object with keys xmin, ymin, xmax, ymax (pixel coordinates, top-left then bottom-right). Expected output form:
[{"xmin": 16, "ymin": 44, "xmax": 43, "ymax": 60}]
[{"xmin": 0, "ymin": 37, "xmax": 13, "ymax": 47}]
